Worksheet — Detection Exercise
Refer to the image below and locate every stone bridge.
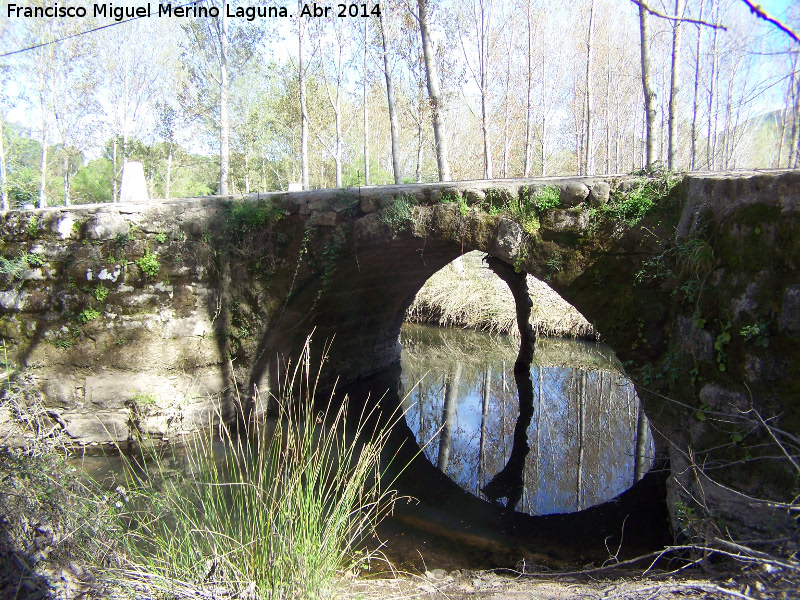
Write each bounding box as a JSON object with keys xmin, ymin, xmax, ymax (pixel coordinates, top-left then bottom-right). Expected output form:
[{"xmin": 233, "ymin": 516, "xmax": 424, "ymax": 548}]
[{"xmin": 1, "ymin": 171, "xmax": 799, "ymax": 525}]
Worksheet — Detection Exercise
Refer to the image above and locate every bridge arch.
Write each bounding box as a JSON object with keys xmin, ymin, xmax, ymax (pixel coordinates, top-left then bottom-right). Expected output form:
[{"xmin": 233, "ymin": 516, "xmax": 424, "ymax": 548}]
[{"xmin": 245, "ymin": 180, "xmax": 630, "ymax": 401}]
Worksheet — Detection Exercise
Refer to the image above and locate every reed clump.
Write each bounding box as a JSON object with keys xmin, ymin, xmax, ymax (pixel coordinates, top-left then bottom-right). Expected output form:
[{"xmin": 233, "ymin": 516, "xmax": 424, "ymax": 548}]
[
  {"xmin": 0, "ymin": 339, "xmax": 400, "ymax": 599},
  {"xmin": 406, "ymin": 251, "xmax": 596, "ymax": 340},
  {"xmin": 107, "ymin": 340, "xmax": 399, "ymax": 599}
]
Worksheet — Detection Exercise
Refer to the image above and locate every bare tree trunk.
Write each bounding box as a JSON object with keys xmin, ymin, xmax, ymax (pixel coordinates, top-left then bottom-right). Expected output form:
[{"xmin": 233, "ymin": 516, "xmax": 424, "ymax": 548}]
[
  {"xmin": 787, "ymin": 54, "xmax": 799, "ymax": 168},
  {"xmin": 416, "ymin": 120, "xmax": 424, "ymax": 183},
  {"xmin": 690, "ymin": 4, "xmax": 704, "ymax": 170},
  {"xmin": 776, "ymin": 108, "xmax": 787, "ymax": 168},
  {"xmin": 165, "ymin": 146, "xmax": 172, "ymax": 199},
  {"xmin": 639, "ymin": 0, "xmax": 656, "ymax": 169},
  {"xmin": 437, "ymin": 362, "xmax": 462, "ymax": 473},
  {"xmin": 38, "ymin": 128, "xmax": 47, "ymax": 208},
  {"xmin": 480, "ymin": 23, "xmax": 492, "ymax": 179},
  {"xmin": 668, "ymin": 0, "xmax": 685, "ymax": 171},
  {"xmin": 62, "ymin": 155, "xmax": 70, "ymax": 206},
  {"xmin": 112, "ymin": 135, "xmax": 118, "ymax": 202},
  {"xmin": 244, "ymin": 153, "xmax": 250, "ymax": 193},
  {"xmin": 418, "ymin": 0, "xmax": 450, "ymax": 182},
  {"xmin": 585, "ymin": 0, "xmax": 596, "ymax": 176},
  {"xmin": 363, "ymin": 20, "xmax": 370, "ymax": 186},
  {"xmin": 615, "ymin": 104, "xmax": 621, "ymax": 172},
  {"xmin": 707, "ymin": 0, "xmax": 719, "ymax": 170},
  {"xmin": 523, "ymin": 1, "xmax": 534, "ymax": 178},
  {"xmin": 379, "ymin": 9, "xmax": 402, "ymax": 184},
  {"xmin": 541, "ymin": 50, "xmax": 547, "ymax": 176},
  {"xmin": 502, "ymin": 33, "xmax": 513, "ymax": 178},
  {"xmin": 299, "ymin": 9, "xmax": 309, "ymax": 189},
  {"xmin": 334, "ymin": 89, "xmax": 343, "ymax": 188},
  {"xmin": 604, "ymin": 49, "xmax": 611, "ymax": 174},
  {"xmin": 219, "ymin": 1, "xmax": 230, "ymax": 196}
]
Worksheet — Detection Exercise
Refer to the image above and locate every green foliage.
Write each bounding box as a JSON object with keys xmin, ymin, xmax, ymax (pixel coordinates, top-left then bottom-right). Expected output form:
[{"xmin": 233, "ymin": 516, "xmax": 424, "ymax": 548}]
[
  {"xmin": 114, "ymin": 224, "xmax": 137, "ymax": 248},
  {"xmin": 94, "ymin": 284, "xmax": 109, "ymax": 303},
  {"xmin": 135, "ymin": 251, "xmax": 160, "ymax": 277},
  {"xmin": 223, "ymin": 199, "xmax": 283, "ymax": 262},
  {"xmin": 679, "ymin": 235, "xmax": 715, "ymax": 277},
  {"xmin": 77, "ymin": 308, "xmax": 101, "ymax": 323},
  {"xmin": 226, "ymin": 198, "xmax": 283, "ymax": 234},
  {"xmin": 439, "ymin": 191, "xmax": 459, "ymax": 204},
  {"xmin": 521, "ymin": 185, "xmax": 561, "ymax": 212},
  {"xmin": 0, "ymin": 253, "xmax": 43, "ymax": 283},
  {"xmin": 27, "ymin": 216, "xmax": 38, "ymax": 238},
  {"xmin": 503, "ymin": 185, "xmax": 561, "ymax": 235},
  {"xmin": 597, "ymin": 175, "xmax": 678, "ymax": 225},
  {"xmin": 378, "ymin": 194, "xmax": 417, "ymax": 230},
  {"xmin": 131, "ymin": 391, "xmax": 158, "ymax": 406},
  {"xmin": 71, "ymin": 158, "xmax": 113, "ymax": 204},
  {"xmin": 714, "ymin": 320, "xmax": 732, "ymax": 371},
  {"xmin": 53, "ymin": 338, "xmax": 73, "ymax": 350},
  {"xmin": 694, "ymin": 399, "xmax": 711, "ymax": 422},
  {"xmin": 740, "ymin": 321, "xmax": 770, "ymax": 347},
  {"xmin": 154, "ymin": 232, "xmax": 167, "ymax": 244}
]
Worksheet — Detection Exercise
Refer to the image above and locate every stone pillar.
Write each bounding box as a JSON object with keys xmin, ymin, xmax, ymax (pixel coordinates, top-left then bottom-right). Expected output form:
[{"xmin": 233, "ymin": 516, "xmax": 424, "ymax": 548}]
[{"xmin": 119, "ymin": 161, "xmax": 149, "ymax": 203}]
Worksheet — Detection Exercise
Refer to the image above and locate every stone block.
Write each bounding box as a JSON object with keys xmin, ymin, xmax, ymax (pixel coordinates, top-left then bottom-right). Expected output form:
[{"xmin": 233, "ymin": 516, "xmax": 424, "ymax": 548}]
[
  {"xmin": 309, "ymin": 211, "xmax": 338, "ymax": 227},
  {"xmin": 85, "ymin": 211, "xmax": 130, "ymax": 241},
  {"xmin": 0, "ymin": 291, "xmax": 27, "ymax": 312},
  {"xmin": 162, "ymin": 314, "xmax": 212, "ymax": 339},
  {"xmin": 464, "ymin": 189, "xmax": 486, "ymax": 204},
  {"xmin": 61, "ymin": 411, "xmax": 129, "ymax": 443},
  {"xmin": 540, "ymin": 208, "xmax": 589, "ymax": 234},
  {"xmin": 588, "ymin": 181, "xmax": 610, "ymax": 206},
  {"xmin": 558, "ymin": 181, "xmax": 590, "ymax": 207},
  {"xmin": 42, "ymin": 379, "xmax": 78, "ymax": 408},
  {"xmin": 779, "ymin": 284, "xmax": 800, "ymax": 334},
  {"xmin": 360, "ymin": 196, "xmax": 377, "ymax": 214},
  {"xmin": 490, "ymin": 217, "xmax": 524, "ymax": 263},
  {"xmin": 54, "ymin": 214, "xmax": 75, "ymax": 239}
]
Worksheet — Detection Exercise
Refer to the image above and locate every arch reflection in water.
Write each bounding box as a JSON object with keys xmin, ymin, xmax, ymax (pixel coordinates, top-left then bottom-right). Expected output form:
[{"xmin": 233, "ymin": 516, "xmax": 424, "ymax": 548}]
[{"xmin": 400, "ymin": 324, "xmax": 655, "ymax": 516}]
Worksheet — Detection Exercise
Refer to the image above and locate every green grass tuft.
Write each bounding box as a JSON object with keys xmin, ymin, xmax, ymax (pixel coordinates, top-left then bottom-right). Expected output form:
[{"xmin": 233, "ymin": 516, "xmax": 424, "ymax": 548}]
[{"xmin": 105, "ymin": 339, "xmax": 400, "ymax": 598}]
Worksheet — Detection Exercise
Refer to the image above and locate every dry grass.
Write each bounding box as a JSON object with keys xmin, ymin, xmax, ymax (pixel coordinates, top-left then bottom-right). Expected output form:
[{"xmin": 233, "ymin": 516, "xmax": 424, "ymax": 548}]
[{"xmin": 406, "ymin": 252, "xmax": 596, "ymax": 340}]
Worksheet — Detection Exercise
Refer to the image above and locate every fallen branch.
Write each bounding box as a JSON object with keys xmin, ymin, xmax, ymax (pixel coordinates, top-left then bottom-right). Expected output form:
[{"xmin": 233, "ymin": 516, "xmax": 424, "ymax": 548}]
[{"xmin": 604, "ymin": 582, "xmax": 757, "ymax": 600}]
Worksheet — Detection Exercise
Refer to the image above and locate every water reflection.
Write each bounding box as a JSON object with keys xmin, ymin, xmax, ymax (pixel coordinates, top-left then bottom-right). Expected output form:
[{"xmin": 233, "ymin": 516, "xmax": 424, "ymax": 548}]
[{"xmin": 400, "ymin": 324, "xmax": 655, "ymax": 516}]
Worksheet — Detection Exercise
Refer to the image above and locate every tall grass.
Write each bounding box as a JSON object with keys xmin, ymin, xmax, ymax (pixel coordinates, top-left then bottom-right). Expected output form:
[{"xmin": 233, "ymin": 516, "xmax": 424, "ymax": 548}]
[
  {"xmin": 109, "ymin": 339, "xmax": 399, "ymax": 599},
  {"xmin": 406, "ymin": 251, "xmax": 596, "ymax": 339}
]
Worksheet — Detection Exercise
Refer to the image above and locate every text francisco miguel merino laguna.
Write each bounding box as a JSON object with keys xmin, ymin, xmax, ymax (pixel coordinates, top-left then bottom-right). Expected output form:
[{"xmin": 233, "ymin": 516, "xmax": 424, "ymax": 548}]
[{"xmin": 7, "ymin": 2, "xmax": 296, "ymax": 20}]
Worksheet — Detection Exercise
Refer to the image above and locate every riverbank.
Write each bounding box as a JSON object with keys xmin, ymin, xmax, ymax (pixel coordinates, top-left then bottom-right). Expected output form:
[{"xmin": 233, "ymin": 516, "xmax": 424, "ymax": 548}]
[{"xmin": 405, "ymin": 251, "xmax": 596, "ymax": 339}]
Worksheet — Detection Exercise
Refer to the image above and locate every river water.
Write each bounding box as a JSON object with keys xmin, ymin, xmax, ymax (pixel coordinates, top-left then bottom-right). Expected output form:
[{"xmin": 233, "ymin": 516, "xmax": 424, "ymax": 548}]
[
  {"xmin": 399, "ymin": 324, "xmax": 655, "ymax": 516},
  {"xmin": 73, "ymin": 323, "xmax": 667, "ymax": 571}
]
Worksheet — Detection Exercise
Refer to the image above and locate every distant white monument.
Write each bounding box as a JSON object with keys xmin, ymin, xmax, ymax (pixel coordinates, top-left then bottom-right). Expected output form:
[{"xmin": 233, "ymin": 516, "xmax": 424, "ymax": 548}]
[
  {"xmin": 119, "ymin": 161, "xmax": 149, "ymax": 203},
  {"xmin": 287, "ymin": 182, "xmax": 302, "ymax": 192}
]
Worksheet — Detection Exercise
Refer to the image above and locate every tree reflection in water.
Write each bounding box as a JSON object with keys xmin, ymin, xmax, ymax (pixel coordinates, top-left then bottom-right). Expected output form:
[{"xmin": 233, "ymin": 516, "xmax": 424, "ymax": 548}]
[{"xmin": 400, "ymin": 324, "xmax": 655, "ymax": 516}]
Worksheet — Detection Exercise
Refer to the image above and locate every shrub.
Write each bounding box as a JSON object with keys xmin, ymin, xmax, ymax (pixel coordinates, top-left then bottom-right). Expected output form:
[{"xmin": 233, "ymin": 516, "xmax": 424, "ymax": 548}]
[
  {"xmin": 135, "ymin": 251, "xmax": 160, "ymax": 277},
  {"xmin": 598, "ymin": 175, "xmax": 678, "ymax": 225},
  {"xmin": 94, "ymin": 283, "xmax": 109, "ymax": 302},
  {"xmin": 379, "ymin": 194, "xmax": 417, "ymax": 231},
  {"xmin": 505, "ymin": 185, "xmax": 561, "ymax": 235}
]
